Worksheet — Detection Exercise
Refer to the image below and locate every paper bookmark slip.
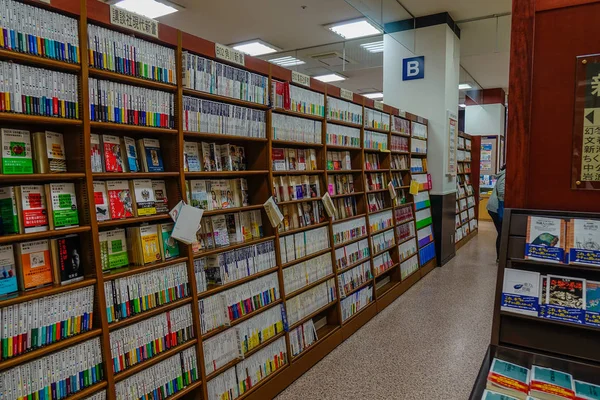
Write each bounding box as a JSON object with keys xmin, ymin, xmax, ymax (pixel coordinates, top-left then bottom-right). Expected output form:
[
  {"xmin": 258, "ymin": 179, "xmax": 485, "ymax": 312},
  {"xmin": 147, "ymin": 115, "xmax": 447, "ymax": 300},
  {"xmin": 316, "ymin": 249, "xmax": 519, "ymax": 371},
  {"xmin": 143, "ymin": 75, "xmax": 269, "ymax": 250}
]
[
  {"xmin": 171, "ymin": 203, "xmax": 203, "ymax": 245},
  {"xmin": 264, "ymin": 197, "xmax": 284, "ymax": 228},
  {"xmin": 321, "ymin": 192, "xmax": 336, "ymax": 218},
  {"xmin": 388, "ymin": 182, "xmax": 397, "ymax": 199},
  {"xmin": 410, "ymin": 180, "xmax": 419, "ymax": 195}
]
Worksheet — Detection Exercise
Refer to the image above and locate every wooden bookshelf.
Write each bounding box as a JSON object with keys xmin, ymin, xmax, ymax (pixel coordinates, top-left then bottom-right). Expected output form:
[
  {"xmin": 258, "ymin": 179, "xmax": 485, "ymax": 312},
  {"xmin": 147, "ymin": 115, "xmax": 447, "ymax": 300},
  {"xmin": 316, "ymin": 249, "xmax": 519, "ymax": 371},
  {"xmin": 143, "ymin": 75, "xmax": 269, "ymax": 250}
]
[{"xmin": 455, "ymin": 132, "xmax": 480, "ymax": 250}]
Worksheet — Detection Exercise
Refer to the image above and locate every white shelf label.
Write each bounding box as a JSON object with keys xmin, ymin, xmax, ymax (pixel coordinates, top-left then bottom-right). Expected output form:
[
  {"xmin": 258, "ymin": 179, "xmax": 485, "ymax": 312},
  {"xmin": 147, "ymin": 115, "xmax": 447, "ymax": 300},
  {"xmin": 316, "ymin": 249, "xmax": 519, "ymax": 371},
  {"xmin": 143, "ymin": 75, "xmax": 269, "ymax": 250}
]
[
  {"xmin": 110, "ymin": 6, "xmax": 159, "ymax": 38},
  {"xmin": 292, "ymin": 71, "xmax": 311, "ymax": 87},
  {"xmin": 340, "ymin": 88, "xmax": 353, "ymax": 101},
  {"xmin": 215, "ymin": 43, "xmax": 245, "ymax": 66},
  {"xmin": 374, "ymin": 101, "xmax": 384, "ymax": 111}
]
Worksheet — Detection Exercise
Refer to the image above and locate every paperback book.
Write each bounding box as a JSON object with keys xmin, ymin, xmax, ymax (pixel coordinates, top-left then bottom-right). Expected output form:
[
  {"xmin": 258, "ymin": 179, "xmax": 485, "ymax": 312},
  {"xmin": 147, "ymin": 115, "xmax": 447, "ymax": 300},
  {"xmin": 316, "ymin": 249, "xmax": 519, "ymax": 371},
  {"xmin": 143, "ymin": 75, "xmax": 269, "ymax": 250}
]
[
  {"xmin": 16, "ymin": 185, "xmax": 49, "ymax": 233},
  {"xmin": 99, "ymin": 229, "xmax": 129, "ymax": 271},
  {"xmin": 106, "ymin": 180, "xmax": 134, "ymax": 219},
  {"xmin": 50, "ymin": 235, "xmax": 84, "ymax": 285},
  {"xmin": 584, "ymin": 280, "xmax": 600, "ymax": 327},
  {"xmin": 93, "ymin": 181, "xmax": 110, "ymax": 221},
  {"xmin": 102, "ymin": 134, "xmax": 124, "ymax": 173},
  {"xmin": 32, "ymin": 131, "xmax": 66, "ymax": 173},
  {"xmin": 152, "ymin": 180, "xmax": 169, "ymax": 214},
  {"xmin": 567, "ymin": 219, "xmax": 600, "ymax": 267},
  {"xmin": 131, "ymin": 179, "xmax": 156, "ymax": 216},
  {"xmin": 122, "ymin": 136, "xmax": 139, "ymax": 172},
  {"xmin": 16, "ymin": 240, "xmax": 53, "ymax": 290},
  {"xmin": 159, "ymin": 223, "xmax": 179, "ymax": 260},
  {"xmin": 501, "ymin": 269, "xmax": 540, "ymax": 317},
  {"xmin": 0, "ymin": 186, "xmax": 19, "ymax": 234},
  {"xmin": 525, "ymin": 216, "xmax": 567, "ymax": 263},
  {"xmin": 530, "ymin": 366, "xmax": 575, "ymax": 400},
  {"xmin": 545, "ymin": 275, "xmax": 586, "ymax": 324},
  {"xmin": 486, "ymin": 358, "xmax": 530, "ymax": 400},
  {"xmin": 90, "ymin": 134, "xmax": 103, "ymax": 173},
  {"xmin": 138, "ymin": 138, "xmax": 164, "ymax": 172},
  {"xmin": 46, "ymin": 183, "xmax": 79, "ymax": 229},
  {"xmin": 0, "ymin": 245, "xmax": 17, "ymax": 296},
  {"xmin": 0, "ymin": 128, "xmax": 33, "ymax": 174}
]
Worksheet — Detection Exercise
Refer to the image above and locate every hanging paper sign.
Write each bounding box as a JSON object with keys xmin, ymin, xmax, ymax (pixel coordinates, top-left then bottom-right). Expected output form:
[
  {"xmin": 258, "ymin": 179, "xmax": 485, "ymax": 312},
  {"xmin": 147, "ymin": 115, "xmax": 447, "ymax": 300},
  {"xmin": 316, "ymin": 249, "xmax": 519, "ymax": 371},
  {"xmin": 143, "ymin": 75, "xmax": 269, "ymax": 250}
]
[
  {"xmin": 110, "ymin": 6, "xmax": 159, "ymax": 38},
  {"xmin": 215, "ymin": 43, "xmax": 245, "ymax": 66},
  {"xmin": 292, "ymin": 71, "xmax": 311, "ymax": 87},
  {"xmin": 340, "ymin": 88, "xmax": 353, "ymax": 101},
  {"xmin": 321, "ymin": 192, "xmax": 336, "ymax": 218}
]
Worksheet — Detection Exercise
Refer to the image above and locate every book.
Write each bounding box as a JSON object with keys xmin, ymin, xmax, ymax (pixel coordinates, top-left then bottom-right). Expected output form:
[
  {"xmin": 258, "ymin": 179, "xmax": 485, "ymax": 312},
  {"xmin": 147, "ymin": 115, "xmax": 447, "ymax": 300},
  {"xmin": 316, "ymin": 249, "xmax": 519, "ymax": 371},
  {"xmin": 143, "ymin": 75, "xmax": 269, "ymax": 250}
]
[
  {"xmin": 15, "ymin": 185, "xmax": 49, "ymax": 233},
  {"xmin": 137, "ymin": 138, "xmax": 164, "ymax": 172},
  {"xmin": 0, "ymin": 245, "xmax": 17, "ymax": 296},
  {"xmin": 90, "ymin": 134, "xmax": 103, "ymax": 173},
  {"xmin": 530, "ymin": 366, "xmax": 575, "ymax": 400},
  {"xmin": 46, "ymin": 183, "xmax": 79, "ymax": 229},
  {"xmin": 486, "ymin": 358, "xmax": 531, "ymax": 400},
  {"xmin": 0, "ymin": 128, "xmax": 33, "ymax": 174},
  {"xmin": 131, "ymin": 179, "xmax": 157, "ymax": 216},
  {"xmin": 121, "ymin": 136, "xmax": 139, "ymax": 172},
  {"xmin": 201, "ymin": 142, "xmax": 212, "ymax": 171},
  {"xmin": 99, "ymin": 229, "xmax": 129, "ymax": 271},
  {"xmin": 212, "ymin": 215, "xmax": 230, "ymax": 247},
  {"xmin": 102, "ymin": 134, "xmax": 124, "ymax": 173},
  {"xmin": 585, "ymin": 280, "xmax": 600, "ymax": 327},
  {"xmin": 16, "ymin": 240, "xmax": 53, "ymax": 290},
  {"xmin": 209, "ymin": 143, "xmax": 222, "ymax": 171},
  {"xmin": 189, "ymin": 180, "xmax": 209, "ymax": 210},
  {"xmin": 272, "ymin": 148, "xmax": 286, "ymax": 171},
  {"xmin": 93, "ymin": 181, "xmax": 110, "ymax": 221},
  {"xmin": 32, "ymin": 131, "xmax": 67, "ymax": 173},
  {"xmin": 574, "ymin": 380, "xmax": 600, "ymax": 400},
  {"xmin": 152, "ymin": 180, "xmax": 169, "ymax": 214},
  {"xmin": 220, "ymin": 144, "xmax": 235, "ymax": 171},
  {"xmin": 567, "ymin": 219, "xmax": 600, "ymax": 267},
  {"xmin": 171, "ymin": 204, "xmax": 204, "ymax": 245},
  {"xmin": 159, "ymin": 223, "xmax": 179, "ymax": 260},
  {"xmin": 128, "ymin": 224, "xmax": 162, "ymax": 265},
  {"xmin": 106, "ymin": 180, "xmax": 134, "ymax": 219},
  {"xmin": 525, "ymin": 216, "xmax": 567, "ymax": 263},
  {"xmin": 184, "ymin": 141, "xmax": 201, "ymax": 172},
  {"xmin": 50, "ymin": 235, "xmax": 84, "ymax": 285},
  {"xmin": 0, "ymin": 187, "xmax": 19, "ymax": 235},
  {"xmin": 545, "ymin": 275, "xmax": 586, "ymax": 324},
  {"xmin": 501, "ymin": 269, "xmax": 540, "ymax": 316},
  {"xmin": 481, "ymin": 390, "xmax": 520, "ymax": 400}
]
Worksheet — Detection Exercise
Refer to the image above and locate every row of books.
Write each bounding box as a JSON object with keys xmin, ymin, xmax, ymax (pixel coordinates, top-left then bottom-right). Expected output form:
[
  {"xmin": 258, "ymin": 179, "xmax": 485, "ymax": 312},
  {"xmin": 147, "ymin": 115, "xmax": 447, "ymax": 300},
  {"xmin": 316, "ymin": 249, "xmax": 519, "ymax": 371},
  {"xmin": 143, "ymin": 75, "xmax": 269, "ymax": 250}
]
[
  {"xmin": 372, "ymin": 230, "xmax": 395, "ymax": 254},
  {"xmin": 327, "ymin": 97, "xmax": 363, "ymax": 125},
  {"xmin": 392, "ymin": 154, "xmax": 409, "ymax": 170},
  {"xmin": 327, "ymin": 174, "xmax": 355, "ymax": 196},
  {"xmin": 1, "ymin": 338, "xmax": 103, "ymax": 400},
  {"xmin": 182, "ymin": 52, "xmax": 269, "ymax": 105},
  {"xmin": 278, "ymin": 226, "xmax": 330, "ymax": 265},
  {"xmin": 392, "ymin": 115, "xmax": 410, "ymax": 135},
  {"xmin": 89, "ymin": 78, "xmax": 174, "ymax": 128},
  {"xmin": 109, "ymin": 305, "xmax": 194, "ymax": 374},
  {"xmin": 283, "ymin": 252, "xmax": 332, "ymax": 295},
  {"xmin": 187, "ymin": 178, "xmax": 249, "ymax": 211},
  {"xmin": 457, "ymin": 150, "xmax": 472, "ymax": 162},
  {"xmin": 396, "ymin": 204, "xmax": 414, "ymax": 223},
  {"xmin": 373, "ymin": 251, "xmax": 394, "ymax": 276},
  {"xmin": 369, "ymin": 210, "xmax": 393, "ymax": 234},
  {"xmin": 457, "ymin": 162, "xmax": 471, "ymax": 174},
  {"xmin": 94, "ymin": 179, "xmax": 168, "ymax": 222},
  {"xmin": 411, "ymin": 158, "xmax": 426, "ymax": 174},
  {"xmin": 457, "ymin": 137, "xmax": 472, "ymax": 151},
  {"xmin": 182, "ymin": 97, "xmax": 267, "ymax": 137},
  {"xmin": 279, "ymin": 200, "xmax": 326, "ymax": 233},
  {"xmin": 0, "ymin": 235, "xmax": 84, "ymax": 295},
  {"xmin": 115, "ymin": 347, "xmax": 198, "ymax": 400},
  {"xmin": 88, "ymin": 24, "xmax": 176, "ymax": 84},
  {"xmin": 456, "ymin": 222, "xmax": 476, "ymax": 242},
  {"xmin": 365, "ymin": 172, "xmax": 387, "ymax": 192},
  {"xmin": 289, "ymin": 318, "xmax": 318, "ymax": 358},
  {"xmin": 272, "ymin": 175, "xmax": 321, "ymax": 203},
  {"xmin": 397, "ymin": 221, "xmax": 416, "ymax": 242},
  {"xmin": 199, "ymin": 272, "xmax": 280, "ymax": 334},
  {"xmin": 207, "ymin": 337, "xmax": 287, "ymax": 400},
  {"xmin": 391, "ymin": 136, "xmax": 408, "ymax": 155},
  {"xmin": 333, "ymin": 216, "xmax": 367, "ymax": 246},
  {"xmin": 364, "ymin": 108, "xmax": 389, "ymax": 131},
  {"xmin": 203, "ymin": 328, "xmax": 239, "ymax": 374},
  {"xmin": 272, "ymin": 81, "xmax": 325, "ymax": 117},
  {"xmin": 332, "ymin": 196, "xmax": 359, "ymax": 221},
  {"xmin": 272, "ymin": 147, "xmax": 319, "ymax": 171},
  {"xmin": 364, "ymin": 131, "xmax": 388, "ymax": 151},
  {"xmin": 195, "ymin": 241, "xmax": 276, "ymax": 287},
  {"xmin": 0, "ymin": 0, "xmax": 79, "ymax": 63},
  {"xmin": 398, "ymin": 238, "xmax": 417, "ymax": 262},
  {"xmin": 338, "ymin": 262, "xmax": 372, "ymax": 297},
  {"xmin": 235, "ymin": 304, "xmax": 284, "ymax": 356},
  {"xmin": 272, "ymin": 113, "xmax": 322, "ymax": 144},
  {"xmin": 286, "ymin": 278, "xmax": 336, "ymax": 326},
  {"xmin": 0, "ymin": 183, "xmax": 78, "ymax": 234},
  {"xmin": 104, "ymin": 263, "xmax": 190, "ymax": 323},
  {"xmin": 341, "ymin": 286, "xmax": 373, "ymax": 322},
  {"xmin": 412, "ymin": 122, "xmax": 427, "ymax": 139},
  {"xmin": 364, "ymin": 153, "xmax": 384, "ymax": 171},
  {"xmin": 91, "ymin": 135, "xmax": 165, "ymax": 173},
  {"xmin": 194, "ymin": 211, "xmax": 263, "ymax": 254},
  {"xmin": 400, "ymin": 255, "xmax": 419, "ymax": 279},
  {"xmin": 0, "ymin": 286, "xmax": 93, "ymax": 360},
  {"xmin": 411, "ymin": 138, "xmax": 427, "ymax": 154},
  {"xmin": 326, "ymin": 150, "xmax": 353, "ymax": 171},
  {"xmin": 367, "ymin": 192, "xmax": 387, "ymax": 213},
  {"xmin": 335, "ymin": 238, "xmax": 370, "ymax": 271},
  {"xmin": 390, "ymin": 172, "xmax": 408, "ymax": 188},
  {"xmin": 184, "ymin": 141, "xmax": 247, "ymax": 173},
  {"xmin": 485, "ymin": 357, "xmax": 600, "ymax": 400},
  {"xmin": 325, "ymin": 123, "xmax": 361, "ymax": 148},
  {"xmin": 0, "ymin": 129, "xmax": 66, "ymax": 174},
  {"xmin": 502, "ymin": 269, "xmax": 600, "ymax": 327},
  {"xmin": 0, "ymin": 61, "xmax": 78, "ymax": 118}
]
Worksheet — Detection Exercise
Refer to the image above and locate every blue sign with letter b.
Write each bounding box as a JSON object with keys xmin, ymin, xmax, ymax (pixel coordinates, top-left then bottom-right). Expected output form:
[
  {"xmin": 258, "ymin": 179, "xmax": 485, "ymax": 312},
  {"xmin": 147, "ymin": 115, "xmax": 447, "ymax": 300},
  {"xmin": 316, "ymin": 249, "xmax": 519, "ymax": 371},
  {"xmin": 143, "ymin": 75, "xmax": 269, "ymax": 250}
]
[{"xmin": 402, "ymin": 56, "xmax": 425, "ymax": 81}]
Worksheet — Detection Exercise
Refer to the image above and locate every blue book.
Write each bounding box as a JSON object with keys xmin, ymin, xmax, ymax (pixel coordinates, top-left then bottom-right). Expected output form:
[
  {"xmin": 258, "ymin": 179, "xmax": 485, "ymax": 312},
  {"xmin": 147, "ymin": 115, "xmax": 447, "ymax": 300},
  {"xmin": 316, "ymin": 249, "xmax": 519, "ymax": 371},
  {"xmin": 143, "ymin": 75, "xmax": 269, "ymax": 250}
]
[
  {"xmin": 139, "ymin": 138, "xmax": 164, "ymax": 173},
  {"xmin": 575, "ymin": 380, "xmax": 600, "ymax": 400},
  {"xmin": 585, "ymin": 280, "xmax": 600, "ymax": 327},
  {"xmin": 122, "ymin": 136, "xmax": 139, "ymax": 172},
  {"xmin": 0, "ymin": 245, "xmax": 17, "ymax": 296}
]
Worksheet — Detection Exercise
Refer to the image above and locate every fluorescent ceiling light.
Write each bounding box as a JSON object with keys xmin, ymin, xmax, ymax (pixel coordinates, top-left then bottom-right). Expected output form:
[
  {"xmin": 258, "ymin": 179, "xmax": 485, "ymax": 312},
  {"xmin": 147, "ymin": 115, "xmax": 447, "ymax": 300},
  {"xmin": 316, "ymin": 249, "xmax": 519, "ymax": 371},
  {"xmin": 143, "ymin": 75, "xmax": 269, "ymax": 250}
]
[
  {"xmin": 314, "ymin": 73, "xmax": 346, "ymax": 83},
  {"xmin": 269, "ymin": 56, "xmax": 305, "ymax": 67},
  {"xmin": 363, "ymin": 92, "xmax": 383, "ymax": 99},
  {"xmin": 327, "ymin": 18, "xmax": 382, "ymax": 40},
  {"xmin": 360, "ymin": 41, "xmax": 384, "ymax": 53},
  {"xmin": 458, "ymin": 83, "xmax": 472, "ymax": 90},
  {"xmin": 232, "ymin": 40, "xmax": 280, "ymax": 56},
  {"xmin": 114, "ymin": 0, "xmax": 178, "ymax": 19},
  {"xmin": 459, "ymin": 104, "xmax": 466, "ymax": 108}
]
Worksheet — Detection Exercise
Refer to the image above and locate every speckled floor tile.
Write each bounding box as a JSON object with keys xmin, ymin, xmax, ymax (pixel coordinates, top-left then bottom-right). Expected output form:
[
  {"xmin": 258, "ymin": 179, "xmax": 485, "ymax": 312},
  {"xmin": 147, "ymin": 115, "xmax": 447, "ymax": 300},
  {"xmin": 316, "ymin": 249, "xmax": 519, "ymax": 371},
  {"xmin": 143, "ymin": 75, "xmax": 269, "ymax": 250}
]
[{"xmin": 274, "ymin": 222, "xmax": 498, "ymax": 400}]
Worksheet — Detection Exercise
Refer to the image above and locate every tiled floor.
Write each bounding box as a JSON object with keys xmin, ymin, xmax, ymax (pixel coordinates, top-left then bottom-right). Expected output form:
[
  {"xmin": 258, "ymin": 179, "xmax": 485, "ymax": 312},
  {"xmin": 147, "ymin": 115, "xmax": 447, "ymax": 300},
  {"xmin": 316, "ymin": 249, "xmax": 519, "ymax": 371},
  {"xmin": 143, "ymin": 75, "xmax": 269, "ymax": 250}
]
[{"xmin": 275, "ymin": 221, "xmax": 499, "ymax": 400}]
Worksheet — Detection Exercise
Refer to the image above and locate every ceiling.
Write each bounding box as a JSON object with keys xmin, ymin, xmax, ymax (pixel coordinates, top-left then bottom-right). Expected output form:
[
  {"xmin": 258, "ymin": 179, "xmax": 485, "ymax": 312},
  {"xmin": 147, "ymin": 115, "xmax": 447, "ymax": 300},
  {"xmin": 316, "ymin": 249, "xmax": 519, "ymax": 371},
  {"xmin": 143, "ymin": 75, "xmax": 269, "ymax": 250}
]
[{"xmin": 159, "ymin": 0, "xmax": 512, "ymax": 94}]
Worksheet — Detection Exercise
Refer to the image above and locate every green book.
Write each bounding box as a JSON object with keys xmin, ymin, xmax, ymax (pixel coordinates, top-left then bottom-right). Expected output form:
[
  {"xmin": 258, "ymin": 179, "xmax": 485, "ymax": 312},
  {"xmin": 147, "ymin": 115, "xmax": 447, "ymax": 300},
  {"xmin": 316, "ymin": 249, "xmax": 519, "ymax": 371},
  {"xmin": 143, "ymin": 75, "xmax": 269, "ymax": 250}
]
[
  {"xmin": 47, "ymin": 183, "xmax": 79, "ymax": 229},
  {"xmin": 575, "ymin": 380, "xmax": 600, "ymax": 400},
  {"xmin": 99, "ymin": 229, "xmax": 129, "ymax": 271},
  {"xmin": 0, "ymin": 187, "xmax": 19, "ymax": 234},
  {"xmin": 0, "ymin": 128, "xmax": 33, "ymax": 174},
  {"xmin": 160, "ymin": 222, "xmax": 179, "ymax": 260}
]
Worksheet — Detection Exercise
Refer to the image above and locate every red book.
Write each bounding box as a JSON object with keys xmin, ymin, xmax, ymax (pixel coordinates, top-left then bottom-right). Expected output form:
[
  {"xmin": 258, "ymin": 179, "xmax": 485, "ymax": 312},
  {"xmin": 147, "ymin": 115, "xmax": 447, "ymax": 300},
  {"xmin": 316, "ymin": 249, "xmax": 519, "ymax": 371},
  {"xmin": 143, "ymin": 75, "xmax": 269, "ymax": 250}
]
[
  {"xmin": 106, "ymin": 180, "xmax": 133, "ymax": 219},
  {"xmin": 102, "ymin": 134, "xmax": 124, "ymax": 172}
]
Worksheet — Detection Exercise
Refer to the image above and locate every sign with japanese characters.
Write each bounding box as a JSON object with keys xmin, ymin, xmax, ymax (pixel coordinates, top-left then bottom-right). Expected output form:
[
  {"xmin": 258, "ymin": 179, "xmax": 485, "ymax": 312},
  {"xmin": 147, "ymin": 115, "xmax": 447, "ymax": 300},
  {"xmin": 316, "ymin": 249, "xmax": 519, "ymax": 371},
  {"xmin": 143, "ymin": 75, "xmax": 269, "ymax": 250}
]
[
  {"xmin": 215, "ymin": 43, "xmax": 245, "ymax": 66},
  {"xmin": 110, "ymin": 6, "xmax": 159, "ymax": 38}
]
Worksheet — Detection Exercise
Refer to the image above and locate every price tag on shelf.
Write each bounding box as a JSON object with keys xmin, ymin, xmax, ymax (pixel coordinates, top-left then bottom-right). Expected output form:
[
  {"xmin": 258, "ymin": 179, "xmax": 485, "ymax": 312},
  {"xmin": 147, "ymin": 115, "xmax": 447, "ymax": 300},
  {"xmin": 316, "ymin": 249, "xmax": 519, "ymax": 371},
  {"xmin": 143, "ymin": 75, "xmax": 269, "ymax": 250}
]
[
  {"xmin": 321, "ymin": 192, "xmax": 336, "ymax": 218},
  {"xmin": 410, "ymin": 180, "xmax": 419, "ymax": 195},
  {"xmin": 264, "ymin": 197, "xmax": 284, "ymax": 228},
  {"xmin": 388, "ymin": 182, "xmax": 397, "ymax": 199}
]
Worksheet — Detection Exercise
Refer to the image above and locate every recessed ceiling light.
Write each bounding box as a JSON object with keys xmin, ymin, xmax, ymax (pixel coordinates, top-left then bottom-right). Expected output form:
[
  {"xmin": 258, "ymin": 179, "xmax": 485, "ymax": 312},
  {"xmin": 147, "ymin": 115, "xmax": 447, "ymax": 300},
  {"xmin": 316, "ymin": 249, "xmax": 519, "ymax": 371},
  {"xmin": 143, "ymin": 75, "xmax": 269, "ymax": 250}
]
[
  {"xmin": 232, "ymin": 40, "xmax": 280, "ymax": 56},
  {"xmin": 269, "ymin": 56, "xmax": 305, "ymax": 67},
  {"xmin": 314, "ymin": 73, "xmax": 346, "ymax": 83},
  {"xmin": 114, "ymin": 0, "xmax": 178, "ymax": 19},
  {"xmin": 458, "ymin": 83, "xmax": 472, "ymax": 90},
  {"xmin": 459, "ymin": 104, "xmax": 466, "ymax": 108},
  {"xmin": 326, "ymin": 18, "xmax": 382, "ymax": 40},
  {"xmin": 363, "ymin": 92, "xmax": 383, "ymax": 99},
  {"xmin": 360, "ymin": 41, "xmax": 384, "ymax": 53}
]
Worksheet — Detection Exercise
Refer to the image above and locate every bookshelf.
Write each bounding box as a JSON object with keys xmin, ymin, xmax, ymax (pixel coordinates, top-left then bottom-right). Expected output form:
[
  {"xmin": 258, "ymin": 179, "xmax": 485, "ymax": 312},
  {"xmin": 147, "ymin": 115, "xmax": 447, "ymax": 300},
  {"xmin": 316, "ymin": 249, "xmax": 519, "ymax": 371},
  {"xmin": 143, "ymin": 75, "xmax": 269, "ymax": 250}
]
[
  {"xmin": 0, "ymin": 2, "xmax": 436, "ymax": 400},
  {"xmin": 455, "ymin": 132, "xmax": 480, "ymax": 250}
]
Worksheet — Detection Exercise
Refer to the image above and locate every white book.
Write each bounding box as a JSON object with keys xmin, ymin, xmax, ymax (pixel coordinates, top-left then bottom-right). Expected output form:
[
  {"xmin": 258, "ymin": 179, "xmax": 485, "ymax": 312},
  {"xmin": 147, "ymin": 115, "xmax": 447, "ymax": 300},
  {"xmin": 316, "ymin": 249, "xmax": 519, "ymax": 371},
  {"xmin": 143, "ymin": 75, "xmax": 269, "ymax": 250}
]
[{"xmin": 501, "ymin": 269, "xmax": 540, "ymax": 317}]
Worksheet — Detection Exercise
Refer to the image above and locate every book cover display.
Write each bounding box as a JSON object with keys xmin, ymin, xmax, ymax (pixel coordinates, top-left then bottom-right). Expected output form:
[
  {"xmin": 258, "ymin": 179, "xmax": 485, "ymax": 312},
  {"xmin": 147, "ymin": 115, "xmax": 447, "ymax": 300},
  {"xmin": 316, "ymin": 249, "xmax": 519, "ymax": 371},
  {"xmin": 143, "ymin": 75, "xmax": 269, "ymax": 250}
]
[
  {"xmin": 525, "ymin": 216, "xmax": 567, "ymax": 263},
  {"xmin": 530, "ymin": 366, "xmax": 575, "ymax": 400},
  {"xmin": 585, "ymin": 281, "xmax": 600, "ymax": 327},
  {"xmin": 93, "ymin": 181, "xmax": 110, "ymax": 221},
  {"xmin": 16, "ymin": 240, "xmax": 53, "ymax": 290},
  {"xmin": 152, "ymin": 180, "xmax": 169, "ymax": 214},
  {"xmin": 0, "ymin": 186, "xmax": 19, "ymax": 234},
  {"xmin": 17, "ymin": 185, "xmax": 49, "ymax": 233},
  {"xmin": 0, "ymin": 244, "xmax": 17, "ymax": 296},
  {"xmin": 107, "ymin": 180, "xmax": 134, "ymax": 219},
  {"xmin": 47, "ymin": 183, "xmax": 79, "ymax": 229},
  {"xmin": 50, "ymin": 235, "xmax": 84, "ymax": 285},
  {"xmin": 102, "ymin": 134, "xmax": 124, "ymax": 172},
  {"xmin": 486, "ymin": 358, "xmax": 530, "ymax": 400},
  {"xmin": 545, "ymin": 275, "xmax": 586, "ymax": 324},
  {"xmin": 501, "ymin": 269, "xmax": 540, "ymax": 317},
  {"xmin": 567, "ymin": 219, "xmax": 600, "ymax": 267},
  {"xmin": 0, "ymin": 128, "xmax": 33, "ymax": 174},
  {"xmin": 132, "ymin": 179, "xmax": 157, "ymax": 216},
  {"xmin": 32, "ymin": 131, "xmax": 67, "ymax": 173},
  {"xmin": 99, "ymin": 229, "xmax": 129, "ymax": 271}
]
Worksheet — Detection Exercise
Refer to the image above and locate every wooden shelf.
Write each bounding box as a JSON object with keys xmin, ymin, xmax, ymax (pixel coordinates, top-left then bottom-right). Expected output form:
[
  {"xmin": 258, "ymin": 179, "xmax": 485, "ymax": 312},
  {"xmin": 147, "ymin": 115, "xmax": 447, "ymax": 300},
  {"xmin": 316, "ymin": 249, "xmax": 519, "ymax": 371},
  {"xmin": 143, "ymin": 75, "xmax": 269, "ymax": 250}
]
[
  {"xmin": 108, "ymin": 297, "xmax": 192, "ymax": 331},
  {"xmin": 326, "ymin": 119, "xmax": 363, "ymax": 128},
  {"xmin": 391, "ymin": 131, "xmax": 411, "ymax": 137},
  {"xmin": 337, "ymin": 257, "xmax": 371, "ymax": 274},
  {"xmin": 273, "ymin": 108, "xmax": 325, "ymax": 121},
  {"xmin": 234, "ymin": 364, "xmax": 289, "ymax": 400},
  {"xmin": 103, "ymin": 257, "xmax": 189, "ymax": 281},
  {"xmin": 375, "ymin": 278, "xmax": 401, "ymax": 298},
  {"xmin": 399, "ymin": 252, "xmax": 418, "ymax": 264},
  {"xmin": 0, "ymin": 48, "xmax": 81, "ymax": 72},
  {"xmin": 332, "ymin": 213, "xmax": 366, "ymax": 225},
  {"xmin": 203, "ymin": 204, "xmax": 265, "ymax": 216},
  {"xmin": 364, "ymin": 148, "xmax": 390, "ymax": 153},
  {"xmin": 371, "ymin": 245, "xmax": 395, "ymax": 259},
  {"xmin": 500, "ymin": 311, "xmax": 600, "ymax": 333},
  {"xmin": 0, "ymin": 328, "xmax": 102, "ymax": 371},
  {"xmin": 288, "ymin": 300, "xmax": 337, "ymax": 331},
  {"xmin": 325, "ymin": 144, "xmax": 362, "ymax": 151},
  {"xmin": 285, "ymin": 273, "xmax": 336, "ymax": 299},
  {"xmin": 92, "ymin": 172, "xmax": 180, "ymax": 179},
  {"xmin": 185, "ymin": 170, "xmax": 269, "ymax": 178},
  {"xmin": 326, "ymin": 169, "xmax": 362, "ymax": 174},
  {"xmin": 330, "ymin": 191, "xmax": 364, "ymax": 199},
  {"xmin": 370, "ymin": 224, "xmax": 395, "ymax": 237},
  {"xmin": 364, "ymin": 126, "xmax": 390, "ymax": 134},
  {"xmin": 508, "ymin": 257, "xmax": 600, "ymax": 273},
  {"xmin": 89, "ymin": 68, "xmax": 177, "ymax": 91},
  {"xmin": 272, "ymin": 170, "xmax": 324, "ymax": 176},
  {"xmin": 291, "ymin": 324, "xmax": 339, "ymax": 362},
  {"xmin": 272, "ymin": 140, "xmax": 324, "ymax": 148},
  {"xmin": 391, "ymin": 168, "xmax": 411, "ymax": 172},
  {"xmin": 98, "ymin": 214, "xmax": 171, "ymax": 228},
  {"xmin": 114, "ymin": 339, "xmax": 198, "ymax": 382},
  {"xmin": 0, "ymin": 173, "xmax": 86, "ymax": 183},
  {"xmin": 374, "ymin": 262, "xmax": 400, "ymax": 279},
  {"xmin": 279, "ymin": 221, "xmax": 329, "ymax": 237},
  {"xmin": 0, "ymin": 113, "xmax": 82, "ymax": 126},
  {"xmin": 334, "ymin": 235, "xmax": 368, "ymax": 249},
  {"xmin": 340, "ymin": 279, "xmax": 373, "ymax": 298},
  {"xmin": 396, "ymin": 217, "xmax": 415, "ymax": 226},
  {"xmin": 281, "ymin": 248, "xmax": 332, "ymax": 269},
  {"xmin": 397, "ymin": 235, "xmax": 417, "ymax": 246},
  {"xmin": 90, "ymin": 121, "xmax": 176, "ymax": 134},
  {"xmin": 197, "ymin": 267, "xmax": 280, "ymax": 300},
  {"xmin": 411, "ymin": 152, "xmax": 428, "ymax": 157},
  {"xmin": 391, "ymin": 150, "xmax": 411, "ymax": 155},
  {"xmin": 365, "ymin": 168, "xmax": 390, "ymax": 173},
  {"xmin": 193, "ymin": 236, "xmax": 275, "ymax": 259},
  {"xmin": 184, "ymin": 131, "xmax": 268, "ymax": 142},
  {"xmin": 163, "ymin": 381, "xmax": 203, "ymax": 400},
  {"xmin": 67, "ymin": 382, "xmax": 109, "ymax": 400},
  {"xmin": 366, "ymin": 188, "xmax": 389, "ymax": 194},
  {"xmin": 182, "ymin": 88, "xmax": 270, "ymax": 110},
  {"xmin": 0, "ymin": 278, "xmax": 96, "ymax": 308},
  {"xmin": 0, "ymin": 225, "xmax": 91, "ymax": 245},
  {"xmin": 276, "ymin": 197, "xmax": 322, "ymax": 206}
]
